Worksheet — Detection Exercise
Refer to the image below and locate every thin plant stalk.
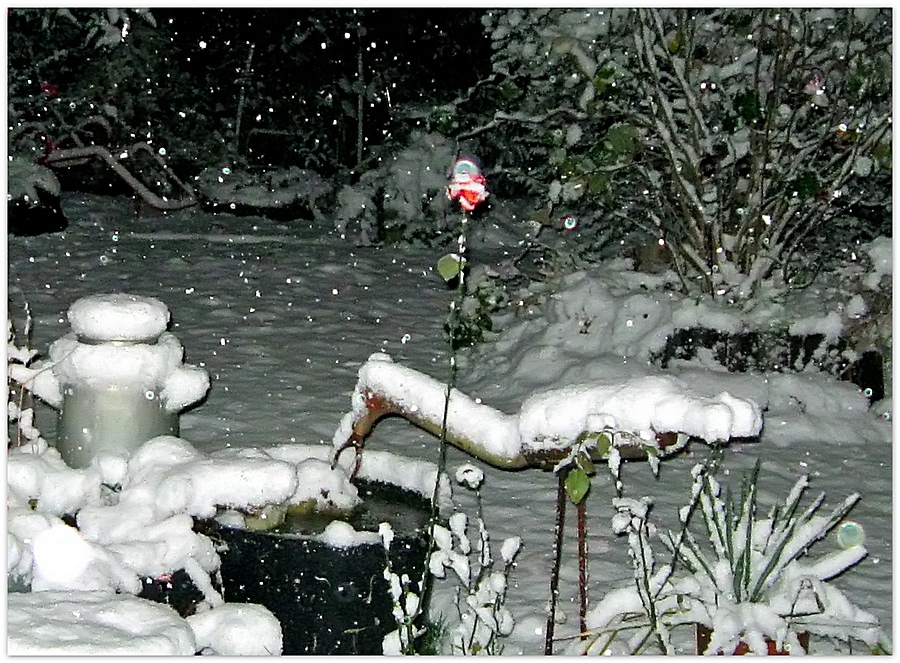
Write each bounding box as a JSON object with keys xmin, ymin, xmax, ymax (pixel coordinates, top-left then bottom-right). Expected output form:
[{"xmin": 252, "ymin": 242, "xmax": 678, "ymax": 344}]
[
  {"xmin": 545, "ymin": 471, "xmax": 567, "ymax": 654},
  {"xmin": 232, "ymin": 43, "xmax": 255, "ymax": 159},
  {"xmin": 418, "ymin": 185, "xmax": 472, "ymax": 652},
  {"xmin": 577, "ymin": 497, "xmax": 588, "ymax": 639}
]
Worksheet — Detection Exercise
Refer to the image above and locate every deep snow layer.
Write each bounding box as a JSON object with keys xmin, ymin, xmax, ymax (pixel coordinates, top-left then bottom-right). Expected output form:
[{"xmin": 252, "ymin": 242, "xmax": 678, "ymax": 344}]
[{"xmin": 6, "ymin": 194, "xmax": 892, "ymax": 654}]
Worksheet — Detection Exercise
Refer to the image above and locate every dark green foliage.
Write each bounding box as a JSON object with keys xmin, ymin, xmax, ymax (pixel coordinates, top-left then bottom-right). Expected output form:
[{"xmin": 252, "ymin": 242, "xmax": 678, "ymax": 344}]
[{"xmin": 443, "ymin": 287, "xmax": 495, "ymax": 351}]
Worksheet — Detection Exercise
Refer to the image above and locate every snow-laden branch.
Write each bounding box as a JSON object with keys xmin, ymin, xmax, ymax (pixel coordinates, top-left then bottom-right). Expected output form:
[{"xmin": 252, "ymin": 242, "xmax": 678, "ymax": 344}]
[
  {"xmin": 332, "ymin": 353, "xmax": 763, "ymax": 472},
  {"xmin": 40, "ymin": 143, "xmax": 196, "ymax": 211},
  {"xmin": 455, "ymin": 107, "xmax": 589, "ymax": 142},
  {"xmin": 643, "ymin": 8, "xmax": 713, "ymax": 151}
]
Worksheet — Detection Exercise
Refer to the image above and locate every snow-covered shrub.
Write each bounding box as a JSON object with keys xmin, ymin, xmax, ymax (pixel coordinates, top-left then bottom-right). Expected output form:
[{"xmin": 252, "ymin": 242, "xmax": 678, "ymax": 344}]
[
  {"xmin": 444, "ymin": 272, "xmax": 506, "ymax": 351},
  {"xmin": 194, "ymin": 164, "xmax": 332, "ymax": 221},
  {"xmin": 9, "ymin": 9, "xmax": 165, "ymax": 154},
  {"xmin": 334, "ymin": 131, "xmax": 457, "ymax": 245},
  {"xmin": 378, "ymin": 464, "xmax": 520, "ymax": 655},
  {"xmin": 8, "ymin": 158, "xmax": 61, "ymax": 204},
  {"xmin": 379, "ymin": 522, "xmax": 427, "ymax": 655},
  {"xmin": 836, "ymin": 236, "xmax": 893, "ymax": 399},
  {"xmin": 580, "ymin": 461, "xmax": 892, "ymax": 655},
  {"xmin": 476, "ymin": 9, "xmax": 891, "ymax": 298},
  {"xmin": 429, "ymin": 464, "xmax": 521, "ymax": 655}
]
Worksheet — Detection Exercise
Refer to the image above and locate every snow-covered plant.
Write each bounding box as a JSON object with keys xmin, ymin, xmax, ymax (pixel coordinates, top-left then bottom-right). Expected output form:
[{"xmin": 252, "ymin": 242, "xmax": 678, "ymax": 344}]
[
  {"xmin": 334, "ymin": 131, "xmax": 457, "ymax": 245},
  {"xmin": 379, "ymin": 522, "xmax": 427, "ymax": 655},
  {"xmin": 477, "ymin": 8, "xmax": 891, "ymax": 298},
  {"xmin": 194, "ymin": 164, "xmax": 332, "ymax": 222},
  {"xmin": 430, "ymin": 464, "xmax": 521, "ymax": 655},
  {"xmin": 8, "ymin": 158, "xmax": 61, "ymax": 206},
  {"xmin": 581, "ymin": 460, "xmax": 892, "ymax": 655},
  {"xmin": 443, "ymin": 280, "xmax": 502, "ymax": 350},
  {"xmin": 9, "ymin": 9, "xmax": 162, "ymax": 150},
  {"xmin": 558, "ymin": 429, "xmax": 687, "ymax": 507},
  {"xmin": 7, "ymin": 306, "xmax": 49, "ymax": 452}
]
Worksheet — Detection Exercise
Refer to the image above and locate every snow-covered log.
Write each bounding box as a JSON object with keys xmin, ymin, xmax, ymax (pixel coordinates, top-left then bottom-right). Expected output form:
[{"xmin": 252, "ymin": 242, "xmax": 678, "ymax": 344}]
[{"xmin": 332, "ymin": 353, "xmax": 763, "ymax": 471}]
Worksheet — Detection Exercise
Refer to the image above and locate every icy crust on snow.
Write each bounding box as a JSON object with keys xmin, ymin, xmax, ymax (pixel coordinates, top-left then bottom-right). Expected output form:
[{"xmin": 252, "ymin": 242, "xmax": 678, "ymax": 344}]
[
  {"xmin": 68, "ymin": 293, "xmax": 170, "ymax": 342},
  {"xmin": 8, "ymin": 591, "xmax": 197, "ymax": 655},
  {"xmin": 339, "ymin": 353, "xmax": 762, "ymax": 460}
]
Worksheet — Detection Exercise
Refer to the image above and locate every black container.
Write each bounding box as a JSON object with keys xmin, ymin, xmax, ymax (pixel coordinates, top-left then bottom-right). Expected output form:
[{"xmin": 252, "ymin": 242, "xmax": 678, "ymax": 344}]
[
  {"xmin": 213, "ymin": 480, "xmax": 434, "ymax": 655},
  {"xmin": 138, "ymin": 568, "xmax": 209, "ymax": 617}
]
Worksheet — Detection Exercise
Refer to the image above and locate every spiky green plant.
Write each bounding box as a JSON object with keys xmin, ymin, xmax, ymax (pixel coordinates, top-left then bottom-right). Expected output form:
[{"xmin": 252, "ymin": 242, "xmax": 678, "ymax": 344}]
[{"xmin": 580, "ymin": 460, "xmax": 891, "ymax": 655}]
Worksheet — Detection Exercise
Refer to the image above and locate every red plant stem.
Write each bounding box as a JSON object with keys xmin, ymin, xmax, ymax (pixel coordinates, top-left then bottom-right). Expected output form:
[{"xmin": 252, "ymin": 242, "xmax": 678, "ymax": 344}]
[
  {"xmin": 545, "ymin": 472, "xmax": 567, "ymax": 655},
  {"xmin": 577, "ymin": 497, "xmax": 588, "ymax": 642}
]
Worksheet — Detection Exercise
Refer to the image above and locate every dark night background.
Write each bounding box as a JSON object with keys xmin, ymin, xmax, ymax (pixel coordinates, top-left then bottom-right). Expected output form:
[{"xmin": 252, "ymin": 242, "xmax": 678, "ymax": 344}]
[{"xmin": 9, "ymin": 8, "xmax": 492, "ymax": 177}]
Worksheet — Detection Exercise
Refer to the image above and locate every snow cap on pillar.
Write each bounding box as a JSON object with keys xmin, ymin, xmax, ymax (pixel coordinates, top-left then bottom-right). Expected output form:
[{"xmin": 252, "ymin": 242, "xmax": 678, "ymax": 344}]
[{"xmin": 68, "ymin": 293, "xmax": 170, "ymax": 343}]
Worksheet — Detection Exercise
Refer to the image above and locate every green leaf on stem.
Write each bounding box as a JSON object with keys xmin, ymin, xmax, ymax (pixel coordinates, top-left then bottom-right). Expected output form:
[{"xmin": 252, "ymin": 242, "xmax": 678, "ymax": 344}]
[
  {"xmin": 436, "ymin": 253, "xmax": 465, "ymax": 283},
  {"xmin": 565, "ymin": 466, "xmax": 591, "ymax": 505},
  {"xmin": 576, "ymin": 453, "xmax": 596, "ymax": 476}
]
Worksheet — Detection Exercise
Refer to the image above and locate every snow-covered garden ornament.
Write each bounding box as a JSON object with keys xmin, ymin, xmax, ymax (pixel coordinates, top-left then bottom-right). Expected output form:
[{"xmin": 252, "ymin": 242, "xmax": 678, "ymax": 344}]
[
  {"xmin": 447, "ymin": 157, "xmax": 488, "ymax": 212},
  {"xmin": 11, "ymin": 293, "xmax": 210, "ymax": 468}
]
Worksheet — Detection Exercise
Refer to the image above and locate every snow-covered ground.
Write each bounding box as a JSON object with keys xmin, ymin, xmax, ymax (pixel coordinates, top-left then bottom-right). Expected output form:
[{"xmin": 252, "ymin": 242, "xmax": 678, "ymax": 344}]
[{"xmin": 7, "ymin": 193, "xmax": 892, "ymax": 654}]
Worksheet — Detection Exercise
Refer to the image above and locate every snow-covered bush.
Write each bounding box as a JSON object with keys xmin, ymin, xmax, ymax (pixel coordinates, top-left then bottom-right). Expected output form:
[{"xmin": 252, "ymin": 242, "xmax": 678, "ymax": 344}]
[
  {"xmin": 8, "ymin": 158, "xmax": 61, "ymax": 205},
  {"xmin": 9, "ymin": 9, "xmax": 167, "ymax": 157},
  {"xmin": 580, "ymin": 461, "xmax": 892, "ymax": 655},
  {"xmin": 334, "ymin": 131, "xmax": 457, "ymax": 245},
  {"xmin": 378, "ymin": 464, "xmax": 520, "ymax": 655},
  {"xmin": 194, "ymin": 164, "xmax": 332, "ymax": 221},
  {"xmin": 475, "ymin": 8, "xmax": 891, "ymax": 298}
]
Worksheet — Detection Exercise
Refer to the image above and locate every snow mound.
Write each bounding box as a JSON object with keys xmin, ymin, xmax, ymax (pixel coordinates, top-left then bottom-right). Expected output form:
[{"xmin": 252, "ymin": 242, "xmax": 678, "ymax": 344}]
[
  {"xmin": 10, "ymin": 435, "xmax": 449, "ymax": 594},
  {"xmin": 8, "ymin": 591, "xmax": 196, "ymax": 655},
  {"xmin": 187, "ymin": 603, "xmax": 283, "ymax": 655},
  {"xmin": 7, "ymin": 443, "xmax": 103, "ymax": 515}
]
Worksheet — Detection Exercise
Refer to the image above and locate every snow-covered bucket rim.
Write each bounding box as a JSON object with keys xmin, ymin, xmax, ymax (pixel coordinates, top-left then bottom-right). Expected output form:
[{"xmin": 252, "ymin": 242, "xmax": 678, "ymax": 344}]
[{"xmin": 211, "ymin": 443, "xmax": 449, "ymax": 547}]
